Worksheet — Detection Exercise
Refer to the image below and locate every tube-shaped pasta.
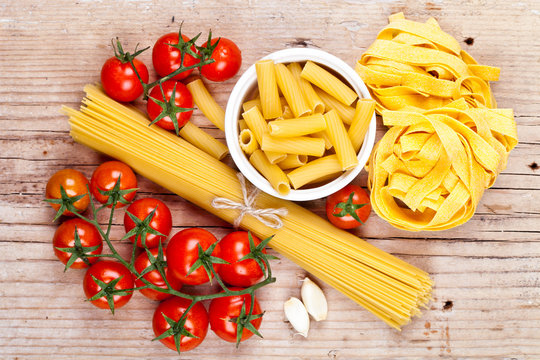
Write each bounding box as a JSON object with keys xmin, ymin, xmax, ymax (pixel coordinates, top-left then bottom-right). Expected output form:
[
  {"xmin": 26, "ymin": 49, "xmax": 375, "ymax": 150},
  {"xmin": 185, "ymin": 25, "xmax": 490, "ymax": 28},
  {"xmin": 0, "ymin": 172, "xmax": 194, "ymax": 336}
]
[
  {"xmin": 243, "ymin": 98, "xmax": 261, "ymax": 113},
  {"xmin": 315, "ymin": 87, "xmax": 356, "ymax": 125},
  {"xmin": 242, "ymin": 106, "xmax": 286, "ymax": 163},
  {"xmin": 301, "ymin": 61, "xmax": 358, "ymax": 106},
  {"xmin": 262, "ymin": 133, "xmax": 325, "ymax": 157},
  {"xmin": 277, "ymin": 154, "xmax": 308, "ymax": 170},
  {"xmin": 186, "ymin": 79, "xmax": 225, "ymax": 131},
  {"xmin": 239, "ymin": 129, "xmax": 258, "ymax": 155},
  {"xmin": 249, "ymin": 149, "xmax": 290, "ymax": 195},
  {"xmin": 179, "ymin": 122, "xmax": 229, "ymax": 160},
  {"xmin": 268, "ymin": 114, "xmax": 327, "ymax": 137},
  {"xmin": 287, "ymin": 155, "xmax": 343, "ymax": 189},
  {"xmin": 348, "ymin": 99, "xmax": 376, "ymax": 152},
  {"xmin": 238, "ymin": 119, "xmax": 248, "ymax": 131},
  {"xmin": 255, "ymin": 60, "xmax": 282, "ymax": 119},
  {"xmin": 311, "ymin": 130, "xmax": 333, "ymax": 150},
  {"xmin": 274, "ymin": 63, "xmax": 311, "ymax": 118},
  {"xmin": 288, "ymin": 62, "xmax": 324, "ymax": 114},
  {"xmin": 324, "ymin": 110, "xmax": 358, "ymax": 170}
]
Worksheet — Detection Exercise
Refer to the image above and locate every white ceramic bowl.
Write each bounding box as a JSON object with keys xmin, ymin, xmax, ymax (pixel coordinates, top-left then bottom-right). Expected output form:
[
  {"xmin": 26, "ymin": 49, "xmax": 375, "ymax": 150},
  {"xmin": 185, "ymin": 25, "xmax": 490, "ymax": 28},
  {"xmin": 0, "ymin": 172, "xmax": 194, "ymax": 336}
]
[{"xmin": 224, "ymin": 48, "xmax": 376, "ymax": 201}]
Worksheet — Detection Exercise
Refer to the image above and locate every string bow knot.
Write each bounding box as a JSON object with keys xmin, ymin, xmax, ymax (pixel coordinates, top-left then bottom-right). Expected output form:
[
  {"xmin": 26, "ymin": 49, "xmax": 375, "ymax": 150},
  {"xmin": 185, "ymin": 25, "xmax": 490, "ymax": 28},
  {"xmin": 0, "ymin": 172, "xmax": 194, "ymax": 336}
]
[{"xmin": 211, "ymin": 173, "xmax": 288, "ymax": 229}]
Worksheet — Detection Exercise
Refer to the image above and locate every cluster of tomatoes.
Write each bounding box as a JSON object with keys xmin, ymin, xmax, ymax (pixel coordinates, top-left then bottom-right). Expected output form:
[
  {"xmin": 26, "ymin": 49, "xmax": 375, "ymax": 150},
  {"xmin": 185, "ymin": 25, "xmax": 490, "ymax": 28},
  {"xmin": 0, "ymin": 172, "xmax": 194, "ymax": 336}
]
[
  {"xmin": 100, "ymin": 27, "xmax": 241, "ymax": 132},
  {"xmin": 45, "ymin": 160, "xmax": 270, "ymax": 352}
]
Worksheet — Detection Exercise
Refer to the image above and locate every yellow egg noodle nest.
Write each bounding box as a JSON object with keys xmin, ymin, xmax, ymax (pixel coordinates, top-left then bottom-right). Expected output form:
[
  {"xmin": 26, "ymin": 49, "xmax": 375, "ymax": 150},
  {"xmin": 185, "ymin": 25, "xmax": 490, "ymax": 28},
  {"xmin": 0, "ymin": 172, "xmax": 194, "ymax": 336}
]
[{"xmin": 356, "ymin": 13, "xmax": 518, "ymax": 231}]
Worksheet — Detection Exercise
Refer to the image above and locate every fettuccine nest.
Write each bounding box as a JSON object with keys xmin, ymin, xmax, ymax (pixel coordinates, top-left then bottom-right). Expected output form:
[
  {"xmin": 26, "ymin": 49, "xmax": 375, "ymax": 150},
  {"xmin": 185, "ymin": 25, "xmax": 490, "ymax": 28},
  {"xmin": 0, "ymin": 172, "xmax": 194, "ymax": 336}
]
[{"xmin": 357, "ymin": 13, "xmax": 518, "ymax": 231}]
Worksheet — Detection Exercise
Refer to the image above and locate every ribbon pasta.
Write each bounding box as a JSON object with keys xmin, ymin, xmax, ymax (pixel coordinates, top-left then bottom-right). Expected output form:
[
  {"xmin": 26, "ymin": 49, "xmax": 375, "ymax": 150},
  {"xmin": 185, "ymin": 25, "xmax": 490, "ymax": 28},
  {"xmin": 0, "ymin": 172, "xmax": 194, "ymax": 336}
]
[{"xmin": 358, "ymin": 13, "xmax": 518, "ymax": 231}]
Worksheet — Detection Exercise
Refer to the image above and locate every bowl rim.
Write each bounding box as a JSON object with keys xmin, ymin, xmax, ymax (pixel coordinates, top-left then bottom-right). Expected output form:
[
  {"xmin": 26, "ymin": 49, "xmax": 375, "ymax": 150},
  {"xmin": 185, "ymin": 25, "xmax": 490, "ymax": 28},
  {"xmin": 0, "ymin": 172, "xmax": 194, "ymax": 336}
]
[{"xmin": 224, "ymin": 47, "xmax": 376, "ymax": 201}]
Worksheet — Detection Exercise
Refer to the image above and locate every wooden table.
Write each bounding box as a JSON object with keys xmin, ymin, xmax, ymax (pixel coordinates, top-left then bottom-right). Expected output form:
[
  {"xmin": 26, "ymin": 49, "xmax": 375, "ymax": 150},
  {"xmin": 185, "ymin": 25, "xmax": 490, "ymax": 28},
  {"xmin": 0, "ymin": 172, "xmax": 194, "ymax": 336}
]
[{"xmin": 1, "ymin": 0, "xmax": 539, "ymax": 358}]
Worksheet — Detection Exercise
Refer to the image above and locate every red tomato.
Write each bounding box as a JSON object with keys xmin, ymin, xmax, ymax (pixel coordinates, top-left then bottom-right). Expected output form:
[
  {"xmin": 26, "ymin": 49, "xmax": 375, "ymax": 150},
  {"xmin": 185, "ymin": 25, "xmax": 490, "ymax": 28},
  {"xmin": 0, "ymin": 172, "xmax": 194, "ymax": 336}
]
[
  {"xmin": 200, "ymin": 38, "xmax": 242, "ymax": 82},
  {"xmin": 53, "ymin": 218, "xmax": 103, "ymax": 269},
  {"xmin": 166, "ymin": 228, "xmax": 221, "ymax": 285},
  {"xmin": 90, "ymin": 161, "xmax": 137, "ymax": 208},
  {"xmin": 45, "ymin": 169, "xmax": 89, "ymax": 216},
  {"xmin": 218, "ymin": 232, "xmax": 265, "ymax": 287},
  {"xmin": 326, "ymin": 184, "xmax": 371, "ymax": 229},
  {"xmin": 101, "ymin": 57, "xmax": 149, "ymax": 102},
  {"xmin": 83, "ymin": 260, "xmax": 134, "ymax": 310},
  {"xmin": 134, "ymin": 247, "xmax": 182, "ymax": 301},
  {"xmin": 147, "ymin": 80, "xmax": 193, "ymax": 131},
  {"xmin": 152, "ymin": 297, "xmax": 208, "ymax": 352},
  {"xmin": 152, "ymin": 32, "xmax": 199, "ymax": 80},
  {"xmin": 124, "ymin": 198, "xmax": 172, "ymax": 248},
  {"xmin": 209, "ymin": 290, "xmax": 262, "ymax": 343}
]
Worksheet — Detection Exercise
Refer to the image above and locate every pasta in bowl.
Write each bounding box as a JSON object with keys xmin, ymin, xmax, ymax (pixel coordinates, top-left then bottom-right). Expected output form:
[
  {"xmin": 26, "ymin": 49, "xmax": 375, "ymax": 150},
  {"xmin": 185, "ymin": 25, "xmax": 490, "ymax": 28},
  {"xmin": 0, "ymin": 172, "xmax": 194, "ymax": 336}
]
[{"xmin": 225, "ymin": 48, "xmax": 376, "ymax": 201}]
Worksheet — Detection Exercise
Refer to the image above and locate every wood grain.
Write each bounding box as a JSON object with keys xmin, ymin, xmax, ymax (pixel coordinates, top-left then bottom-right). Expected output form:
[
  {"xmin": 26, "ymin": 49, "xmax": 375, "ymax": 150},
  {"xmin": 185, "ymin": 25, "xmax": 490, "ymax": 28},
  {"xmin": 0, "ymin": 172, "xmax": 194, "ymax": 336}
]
[{"xmin": 1, "ymin": 0, "xmax": 540, "ymax": 358}]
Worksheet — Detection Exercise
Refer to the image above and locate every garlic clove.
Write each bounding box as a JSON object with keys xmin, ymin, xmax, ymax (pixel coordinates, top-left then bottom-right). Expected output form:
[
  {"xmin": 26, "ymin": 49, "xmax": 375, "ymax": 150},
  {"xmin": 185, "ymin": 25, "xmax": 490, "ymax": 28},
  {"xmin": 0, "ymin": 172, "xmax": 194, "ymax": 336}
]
[
  {"xmin": 283, "ymin": 297, "xmax": 310, "ymax": 337},
  {"xmin": 301, "ymin": 277, "xmax": 328, "ymax": 321}
]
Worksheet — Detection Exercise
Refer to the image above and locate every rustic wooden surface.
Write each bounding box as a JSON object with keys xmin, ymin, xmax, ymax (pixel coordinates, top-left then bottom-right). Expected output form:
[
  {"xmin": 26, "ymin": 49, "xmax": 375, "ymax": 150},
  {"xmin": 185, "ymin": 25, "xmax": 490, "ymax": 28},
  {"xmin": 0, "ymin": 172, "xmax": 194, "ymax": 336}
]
[{"xmin": 1, "ymin": 0, "xmax": 539, "ymax": 358}]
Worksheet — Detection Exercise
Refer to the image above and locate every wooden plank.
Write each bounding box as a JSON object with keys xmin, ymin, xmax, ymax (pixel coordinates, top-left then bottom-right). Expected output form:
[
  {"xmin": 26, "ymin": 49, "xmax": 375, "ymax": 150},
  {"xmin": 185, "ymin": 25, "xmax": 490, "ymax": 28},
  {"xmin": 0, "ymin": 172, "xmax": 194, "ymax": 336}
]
[{"xmin": 1, "ymin": 0, "xmax": 540, "ymax": 358}]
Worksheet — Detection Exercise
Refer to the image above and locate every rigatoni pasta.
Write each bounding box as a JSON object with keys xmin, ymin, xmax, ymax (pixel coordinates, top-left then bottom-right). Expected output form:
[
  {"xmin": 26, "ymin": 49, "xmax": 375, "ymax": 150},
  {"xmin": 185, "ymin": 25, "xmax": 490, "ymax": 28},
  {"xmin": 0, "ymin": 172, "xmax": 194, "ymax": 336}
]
[
  {"xmin": 301, "ymin": 61, "xmax": 358, "ymax": 106},
  {"xmin": 268, "ymin": 114, "xmax": 326, "ymax": 137},
  {"xmin": 239, "ymin": 129, "xmax": 258, "ymax": 155},
  {"xmin": 262, "ymin": 133, "xmax": 325, "ymax": 157},
  {"xmin": 277, "ymin": 154, "xmax": 308, "ymax": 170},
  {"xmin": 179, "ymin": 122, "xmax": 229, "ymax": 160},
  {"xmin": 324, "ymin": 110, "xmax": 358, "ymax": 170},
  {"xmin": 249, "ymin": 149, "xmax": 291, "ymax": 195},
  {"xmin": 274, "ymin": 63, "xmax": 311, "ymax": 118},
  {"xmin": 349, "ymin": 99, "xmax": 376, "ymax": 152},
  {"xmin": 242, "ymin": 105, "xmax": 286, "ymax": 163},
  {"xmin": 239, "ymin": 60, "xmax": 374, "ymax": 191},
  {"xmin": 186, "ymin": 79, "xmax": 225, "ymax": 131},
  {"xmin": 255, "ymin": 60, "xmax": 282, "ymax": 119},
  {"xmin": 288, "ymin": 62, "xmax": 324, "ymax": 114},
  {"xmin": 287, "ymin": 155, "xmax": 343, "ymax": 189}
]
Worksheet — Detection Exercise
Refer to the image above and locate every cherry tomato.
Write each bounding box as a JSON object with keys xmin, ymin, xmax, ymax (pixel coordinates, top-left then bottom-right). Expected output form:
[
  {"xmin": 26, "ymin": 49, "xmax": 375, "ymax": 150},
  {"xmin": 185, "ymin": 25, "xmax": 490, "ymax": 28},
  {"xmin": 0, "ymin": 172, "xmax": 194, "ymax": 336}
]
[
  {"xmin": 152, "ymin": 32, "xmax": 199, "ymax": 80},
  {"xmin": 101, "ymin": 57, "xmax": 149, "ymax": 102},
  {"xmin": 152, "ymin": 297, "xmax": 208, "ymax": 352},
  {"xmin": 209, "ymin": 290, "xmax": 262, "ymax": 343},
  {"xmin": 53, "ymin": 218, "xmax": 103, "ymax": 269},
  {"xmin": 147, "ymin": 80, "xmax": 193, "ymax": 131},
  {"xmin": 124, "ymin": 198, "xmax": 172, "ymax": 248},
  {"xmin": 166, "ymin": 228, "xmax": 221, "ymax": 285},
  {"xmin": 134, "ymin": 247, "xmax": 182, "ymax": 301},
  {"xmin": 326, "ymin": 184, "xmax": 371, "ymax": 229},
  {"xmin": 45, "ymin": 169, "xmax": 89, "ymax": 216},
  {"xmin": 83, "ymin": 260, "xmax": 134, "ymax": 310},
  {"xmin": 218, "ymin": 232, "xmax": 265, "ymax": 287},
  {"xmin": 200, "ymin": 38, "xmax": 242, "ymax": 82},
  {"xmin": 90, "ymin": 161, "xmax": 137, "ymax": 208}
]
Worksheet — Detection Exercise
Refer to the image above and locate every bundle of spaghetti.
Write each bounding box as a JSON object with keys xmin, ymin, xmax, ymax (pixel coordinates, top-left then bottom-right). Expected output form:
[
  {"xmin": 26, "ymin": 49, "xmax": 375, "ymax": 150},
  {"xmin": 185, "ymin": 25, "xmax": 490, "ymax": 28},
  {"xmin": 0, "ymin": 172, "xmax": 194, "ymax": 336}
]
[
  {"xmin": 63, "ymin": 84, "xmax": 432, "ymax": 330},
  {"xmin": 357, "ymin": 13, "xmax": 518, "ymax": 231}
]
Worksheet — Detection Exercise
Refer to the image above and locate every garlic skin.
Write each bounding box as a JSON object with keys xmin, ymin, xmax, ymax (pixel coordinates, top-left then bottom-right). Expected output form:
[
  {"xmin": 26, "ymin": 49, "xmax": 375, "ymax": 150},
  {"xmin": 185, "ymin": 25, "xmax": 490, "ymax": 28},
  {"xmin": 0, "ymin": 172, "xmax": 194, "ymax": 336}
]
[
  {"xmin": 283, "ymin": 297, "xmax": 310, "ymax": 337},
  {"xmin": 301, "ymin": 277, "xmax": 328, "ymax": 321}
]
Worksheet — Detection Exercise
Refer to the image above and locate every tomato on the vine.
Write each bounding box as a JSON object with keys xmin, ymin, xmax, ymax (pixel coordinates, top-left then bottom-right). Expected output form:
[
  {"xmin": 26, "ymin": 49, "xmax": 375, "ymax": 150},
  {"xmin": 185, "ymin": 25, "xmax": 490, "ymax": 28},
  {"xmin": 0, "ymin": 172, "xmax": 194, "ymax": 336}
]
[
  {"xmin": 83, "ymin": 260, "xmax": 134, "ymax": 311},
  {"xmin": 166, "ymin": 228, "xmax": 221, "ymax": 286},
  {"xmin": 134, "ymin": 247, "xmax": 182, "ymax": 301},
  {"xmin": 45, "ymin": 169, "xmax": 89, "ymax": 216},
  {"xmin": 209, "ymin": 290, "xmax": 263, "ymax": 343},
  {"xmin": 200, "ymin": 38, "xmax": 242, "ymax": 82},
  {"xmin": 326, "ymin": 184, "xmax": 371, "ymax": 229},
  {"xmin": 124, "ymin": 198, "xmax": 172, "ymax": 248},
  {"xmin": 90, "ymin": 161, "xmax": 137, "ymax": 208},
  {"xmin": 101, "ymin": 40, "xmax": 149, "ymax": 103},
  {"xmin": 152, "ymin": 297, "xmax": 209, "ymax": 352},
  {"xmin": 147, "ymin": 80, "xmax": 193, "ymax": 132},
  {"xmin": 53, "ymin": 218, "xmax": 103, "ymax": 269},
  {"xmin": 152, "ymin": 32, "xmax": 199, "ymax": 80},
  {"xmin": 218, "ymin": 231, "xmax": 265, "ymax": 287}
]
